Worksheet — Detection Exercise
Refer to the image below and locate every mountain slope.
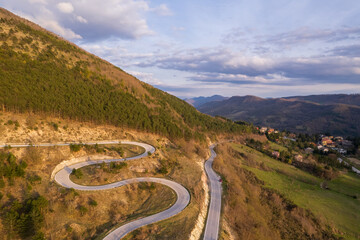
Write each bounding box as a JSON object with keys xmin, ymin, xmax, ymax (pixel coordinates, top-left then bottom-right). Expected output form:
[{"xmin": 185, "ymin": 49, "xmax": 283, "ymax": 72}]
[
  {"xmin": 0, "ymin": 8, "xmax": 246, "ymax": 140},
  {"xmin": 198, "ymin": 95, "xmax": 360, "ymax": 136},
  {"xmin": 284, "ymin": 94, "xmax": 360, "ymax": 106}
]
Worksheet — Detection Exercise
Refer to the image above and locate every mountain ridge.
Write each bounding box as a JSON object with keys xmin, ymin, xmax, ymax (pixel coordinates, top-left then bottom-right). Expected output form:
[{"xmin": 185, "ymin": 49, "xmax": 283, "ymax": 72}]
[
  {"xmin": 283, "ymin": 94, "xmax": 360, "ymax": 106},
  {"xmin": 197, "ymin": 94, "xmax": 360, "ymax": 136},
  {"xmin": 185, "ymin": 95, "xmax": 229, "ymax": 108}
]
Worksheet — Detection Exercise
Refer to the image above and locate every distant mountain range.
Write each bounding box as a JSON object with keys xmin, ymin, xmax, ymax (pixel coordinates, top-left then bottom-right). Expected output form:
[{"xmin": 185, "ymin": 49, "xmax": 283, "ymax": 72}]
[
  {"xmin": 189, "ymin": 94, "xmax": 360, "ymax": 136},
  {"xmin": 184, "ymin": 95, "xmax": 229, "ymax": 108}
]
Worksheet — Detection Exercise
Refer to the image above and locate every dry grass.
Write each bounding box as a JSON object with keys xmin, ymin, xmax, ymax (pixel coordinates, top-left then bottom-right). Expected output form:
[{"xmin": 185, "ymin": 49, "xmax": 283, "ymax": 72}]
[
  {"xmin": 69, "ymin": 157, "xmax": 159, "ymax": 186},
  {"xmin": 0, "ymin": 112, "xmax": 208, "ymax": 239}
]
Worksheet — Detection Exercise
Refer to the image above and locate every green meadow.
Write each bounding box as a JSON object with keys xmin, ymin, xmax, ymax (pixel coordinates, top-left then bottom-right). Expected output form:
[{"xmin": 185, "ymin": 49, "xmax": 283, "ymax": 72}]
[{"xmin": 232, "ymin": 143, "xmax": 360, "ymax": 240}]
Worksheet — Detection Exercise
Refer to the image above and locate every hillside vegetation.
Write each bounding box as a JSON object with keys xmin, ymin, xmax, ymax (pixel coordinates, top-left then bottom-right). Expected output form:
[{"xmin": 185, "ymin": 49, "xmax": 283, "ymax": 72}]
[
  {"xmin": 214, "ymin": 142, "xmax": 360, "ymax": 240},
  {"xmin": 0, "ymin": 111, "xmax": 211, "ymax": 239},
  {"xmin": 198, "ymin": 95, "xmax": 360, "ymax": 136},
  {"xmin": 0, "ymin": 8, "xmax": 247, "ymax": 141}
]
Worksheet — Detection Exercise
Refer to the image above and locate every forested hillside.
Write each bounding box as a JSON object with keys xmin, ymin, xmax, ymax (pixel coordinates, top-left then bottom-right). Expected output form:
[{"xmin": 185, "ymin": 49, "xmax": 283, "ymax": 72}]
[{"xmin": 0, "ymin": 8, "xmax": 248, "ymax": 140}]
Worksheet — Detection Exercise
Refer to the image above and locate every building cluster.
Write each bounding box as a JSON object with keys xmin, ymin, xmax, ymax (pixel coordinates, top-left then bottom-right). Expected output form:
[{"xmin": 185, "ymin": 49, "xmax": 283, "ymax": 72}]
[
  {"xmin": 259, "ymin": 125, "xmax": 355, "ymax": 164},
  {"xmin": 317, "ymin": 135, "xmax": 352, "ymax": 155},
  {"xmin": 259, "ymin": 127, "xmax": 279, "ymax": 134}
]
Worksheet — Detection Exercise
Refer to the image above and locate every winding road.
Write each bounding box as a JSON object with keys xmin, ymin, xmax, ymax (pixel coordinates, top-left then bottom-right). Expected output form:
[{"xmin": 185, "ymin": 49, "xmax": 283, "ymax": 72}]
[
  {"xmin": 0, "ymin": 140, "xmax": 223, "ymax": 239},
  {"xmin": 53, "ymin": 141, "xmax": 191, "ymax": 239},
  {"xmin": 203, "ymin": 144, "xmax": 222, "ymax": 240},
  {"xmin": 0, "ymin": 141, "xmax": 191, "ymax": 239}
]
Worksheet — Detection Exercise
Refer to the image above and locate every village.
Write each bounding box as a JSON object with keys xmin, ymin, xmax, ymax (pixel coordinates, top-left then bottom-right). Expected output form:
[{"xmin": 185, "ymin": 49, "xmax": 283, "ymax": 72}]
[{"xmin": 257, "ymin": 126, "xmax": 360, "ymax": 175}]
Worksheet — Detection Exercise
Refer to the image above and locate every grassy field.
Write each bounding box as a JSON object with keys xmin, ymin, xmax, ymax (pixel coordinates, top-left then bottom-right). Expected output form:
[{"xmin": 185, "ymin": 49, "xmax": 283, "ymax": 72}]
[
  {"xmin": 231, "ymin": 143, "xmax": 360, "ymax": 240},
  {"xmin": 267, "ymin": 141, "xmax": 288, "ymax": 152}
]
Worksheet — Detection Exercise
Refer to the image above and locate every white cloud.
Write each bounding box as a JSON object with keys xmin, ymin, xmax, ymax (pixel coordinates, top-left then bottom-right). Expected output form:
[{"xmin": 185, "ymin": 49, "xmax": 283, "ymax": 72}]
[
  {"xmin": 151, "ymin": 4, "xmax": 173, "ymax": 16},
  {"xmin": 39, "ymin": 18, "xmax": 82, "ymax": 39},
  {"xmin": 80, "ymin": 42, "xmax": 155, "ymax": 67},
  {"xmin": 134, "ymin": 47, "xmax": 360, "ymax": 85},
  {"xmin": 13, "ymin": 9, "xmax": 82, "ymax": 39},
  {"xmin": 4, "ymin": 0, "xmax": 156, "ymax": 40},
  {"xmin": 70, "ymin": 0, "xmax": 154, "ymax": 40},
  {"xmin": 223, "ymin": 26, "xmax": 360, "ymax": 54},
  {"xmin": 128, "ymin": 71, "xmax": 163, "ymax": 85},
  {"xmin": 57, "ymin": 2, "xmax": 74, "ymax": 14},
  {"xmin": 76, "ymin": 15, "xmax": 87, "ymax": 23}
]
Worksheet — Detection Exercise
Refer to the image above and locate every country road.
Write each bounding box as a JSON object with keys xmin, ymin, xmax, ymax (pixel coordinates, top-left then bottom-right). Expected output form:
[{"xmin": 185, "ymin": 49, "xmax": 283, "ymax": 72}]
[
  {"xmin": 53, "ymin": 141, "xmax": 190, "ymax": 239},
  {"xmin": 0, "ymin": 141, "xmax": 190, "ymax": 239},
  {"xmin": 203, "ymin": 144, "xmax": 222, "ymax": 240}
]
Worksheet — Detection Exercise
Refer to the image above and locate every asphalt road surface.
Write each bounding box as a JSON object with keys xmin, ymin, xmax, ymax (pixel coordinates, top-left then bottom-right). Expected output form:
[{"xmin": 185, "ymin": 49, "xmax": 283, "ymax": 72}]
[{"xmin": 203, "ymin": 144, "xmax": 222, "ymax": 240}]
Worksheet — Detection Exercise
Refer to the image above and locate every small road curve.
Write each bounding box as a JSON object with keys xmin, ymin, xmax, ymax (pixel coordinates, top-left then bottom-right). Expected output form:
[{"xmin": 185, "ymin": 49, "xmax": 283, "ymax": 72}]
[
  {"xmin": 1, "ymin": 141, "xmax": 190, "ymax": 239},
  {"xmin": 203, "ymin": 144, "xmax": 222, "ymax": 240}
]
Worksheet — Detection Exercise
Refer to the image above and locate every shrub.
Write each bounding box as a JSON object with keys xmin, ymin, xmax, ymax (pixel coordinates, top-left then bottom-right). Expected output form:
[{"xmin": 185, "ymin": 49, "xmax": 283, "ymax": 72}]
[
  {"xmin": 69, "ymin": 144, "xmax": 83, "ymax": 152},
  {"xmin": 88, "ymin": 199, "xmax": 98, "ymax": 207},
  {"xmin": 71, "ymin": 168, "xmax": 83, "ymax": 179},
  {"xmin": 157, "ymin": 166, "xmax": 168, "ymax": 174},
  {"xmin": 50, "ymin": 122, "xmax": 58, "ymax": 131},
  {"xmin": 78, "ymin": 205, "xmax": 88, "ymax": 216},
  {"xmin": 0, "ymin": 152, "xmax": 27, "ymax": 182},
  {"xmin": 109, "ymin": 162, "xmax": 127, "ymax": 170},
  {"xmin": 27, "ymin": 174, "xmax": 42, "ymax": 185}
]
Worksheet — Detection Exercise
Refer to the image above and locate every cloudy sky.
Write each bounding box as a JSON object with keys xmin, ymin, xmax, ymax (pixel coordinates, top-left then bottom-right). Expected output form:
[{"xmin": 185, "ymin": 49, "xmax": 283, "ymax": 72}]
[{"xmin": 1, "ymin": 0, "xmax": 360, "ymax": 98}]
